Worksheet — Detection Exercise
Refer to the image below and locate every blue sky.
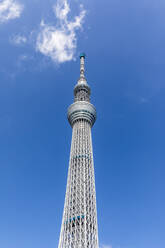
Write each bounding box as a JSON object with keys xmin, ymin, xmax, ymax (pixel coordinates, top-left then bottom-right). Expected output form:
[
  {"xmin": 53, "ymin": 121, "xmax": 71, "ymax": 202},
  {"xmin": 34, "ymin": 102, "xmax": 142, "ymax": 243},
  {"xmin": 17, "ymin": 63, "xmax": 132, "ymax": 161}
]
[{"xmin": 0, "ymin": 0, "xmax": 165, "ymax": 248}]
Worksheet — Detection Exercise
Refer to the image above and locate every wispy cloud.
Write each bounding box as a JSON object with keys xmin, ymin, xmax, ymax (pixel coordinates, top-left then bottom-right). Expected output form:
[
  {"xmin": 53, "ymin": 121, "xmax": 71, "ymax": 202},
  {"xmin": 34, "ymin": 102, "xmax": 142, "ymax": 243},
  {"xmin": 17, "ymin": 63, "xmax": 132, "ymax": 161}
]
[
  {"xmin": 36, "ymin": 0, "xmax": 86, "ymax": 63},
  {"xmin": 139, "ymin": 97, "xmax": 149, "ymax": 104},
  {"xmin": 100, "ymin": 245, "xmax": 113, "ymax": 248},
  {"xmin": 0, "ymin": 0, "xmax": 23, "ymax": 23},
  {"xmin": 10, "ymin": 34, "xmax": 27, "ymax": 45}
]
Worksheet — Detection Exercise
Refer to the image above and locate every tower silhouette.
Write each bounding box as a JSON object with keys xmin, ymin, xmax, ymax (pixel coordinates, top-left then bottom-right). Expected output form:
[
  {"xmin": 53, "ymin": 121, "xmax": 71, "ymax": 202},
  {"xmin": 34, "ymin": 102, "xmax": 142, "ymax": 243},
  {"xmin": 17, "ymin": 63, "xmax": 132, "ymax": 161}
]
[{"xmin": 58, "ymin": 54, "xmax": 99, "ymax": 248}]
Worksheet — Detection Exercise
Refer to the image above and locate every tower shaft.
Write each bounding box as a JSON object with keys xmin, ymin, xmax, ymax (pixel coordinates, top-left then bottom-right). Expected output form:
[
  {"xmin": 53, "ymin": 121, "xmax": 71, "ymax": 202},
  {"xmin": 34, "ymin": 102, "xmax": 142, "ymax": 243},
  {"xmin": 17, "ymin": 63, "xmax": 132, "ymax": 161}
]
[{"xmin": 58, "ymin": 54, "xmax": 99, "ymax": 248}]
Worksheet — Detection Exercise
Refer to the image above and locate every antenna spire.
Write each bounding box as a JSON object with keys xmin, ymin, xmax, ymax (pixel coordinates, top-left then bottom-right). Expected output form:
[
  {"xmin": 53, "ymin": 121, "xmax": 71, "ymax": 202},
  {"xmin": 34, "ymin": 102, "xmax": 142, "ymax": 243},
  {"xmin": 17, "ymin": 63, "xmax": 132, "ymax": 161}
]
[
  {"xmin": 74, "ymin": 53, "xmax": 91, "ymax": 102},
  {"xmin": 79, "ymin": 53, "xmax": 86, "ymax": 81}
]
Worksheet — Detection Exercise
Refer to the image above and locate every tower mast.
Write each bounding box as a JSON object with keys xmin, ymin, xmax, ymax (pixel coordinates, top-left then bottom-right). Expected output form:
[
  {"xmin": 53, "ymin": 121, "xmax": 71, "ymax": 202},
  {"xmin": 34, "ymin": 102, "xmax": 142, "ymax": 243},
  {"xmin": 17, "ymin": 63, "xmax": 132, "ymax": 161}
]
[{"xmin": 58, "ymin": 54, "xmax": 99, "ymax": 248}]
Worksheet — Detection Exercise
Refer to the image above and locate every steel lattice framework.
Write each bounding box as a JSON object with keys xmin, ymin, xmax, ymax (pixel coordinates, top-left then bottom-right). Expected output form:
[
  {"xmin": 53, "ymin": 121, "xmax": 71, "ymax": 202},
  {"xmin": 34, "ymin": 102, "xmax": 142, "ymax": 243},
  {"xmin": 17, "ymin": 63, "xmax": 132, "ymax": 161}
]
[{"xmin": 58, "ymin": 54, "xmax": 99, "ymax": 248}]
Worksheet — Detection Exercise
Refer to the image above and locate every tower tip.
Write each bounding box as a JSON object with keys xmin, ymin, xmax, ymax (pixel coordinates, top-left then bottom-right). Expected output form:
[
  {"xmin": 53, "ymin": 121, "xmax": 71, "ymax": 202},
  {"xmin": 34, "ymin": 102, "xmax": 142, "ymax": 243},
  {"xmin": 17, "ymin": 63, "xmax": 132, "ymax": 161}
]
[{"xmin": 80, "ymin": 53, "xmax": 86, "ymax": 59}]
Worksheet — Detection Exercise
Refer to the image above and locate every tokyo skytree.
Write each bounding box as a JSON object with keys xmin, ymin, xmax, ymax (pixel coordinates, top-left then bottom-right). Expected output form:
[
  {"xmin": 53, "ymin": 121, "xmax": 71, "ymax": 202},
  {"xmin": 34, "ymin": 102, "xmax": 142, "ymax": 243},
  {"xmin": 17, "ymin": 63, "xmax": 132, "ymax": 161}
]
[{"xmin": 58, "ymin": 53, "xmax": 99, "ymax": 248}]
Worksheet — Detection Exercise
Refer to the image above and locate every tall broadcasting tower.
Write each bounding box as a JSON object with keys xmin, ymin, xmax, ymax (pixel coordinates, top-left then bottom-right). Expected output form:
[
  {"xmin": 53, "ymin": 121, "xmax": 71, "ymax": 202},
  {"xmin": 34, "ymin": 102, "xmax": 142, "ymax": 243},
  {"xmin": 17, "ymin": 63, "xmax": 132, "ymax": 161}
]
[{"xmin": 58, "ymin": 54, "xmax": 99, "ymax": 248}]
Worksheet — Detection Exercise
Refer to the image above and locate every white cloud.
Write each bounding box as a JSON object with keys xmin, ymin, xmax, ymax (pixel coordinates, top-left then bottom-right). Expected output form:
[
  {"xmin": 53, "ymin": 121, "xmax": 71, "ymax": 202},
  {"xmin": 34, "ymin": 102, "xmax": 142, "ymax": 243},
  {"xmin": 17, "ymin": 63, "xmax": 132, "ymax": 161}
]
[
  {"xmin": 0, "ymin": 0, "xmax": 23, "ymax": 23},
  {"xmin": 10, "ymin": 34, "xmax": 27, "ymax": 45},
  {"xmin": 36, "ymin": 0, "xmax": 86, "ymax": 63},
  {"xmin": 100, "ymin": 245, "xmax": 113, "ymax": 248}
]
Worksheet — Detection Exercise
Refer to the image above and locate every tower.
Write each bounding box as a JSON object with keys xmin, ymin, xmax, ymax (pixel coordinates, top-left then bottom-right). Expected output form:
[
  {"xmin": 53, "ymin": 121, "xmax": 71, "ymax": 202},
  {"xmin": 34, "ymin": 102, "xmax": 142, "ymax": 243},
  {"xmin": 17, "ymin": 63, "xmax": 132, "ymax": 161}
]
[{"xmin": 58, "ymin": 54, "xmax": 99, "ymax": 248}]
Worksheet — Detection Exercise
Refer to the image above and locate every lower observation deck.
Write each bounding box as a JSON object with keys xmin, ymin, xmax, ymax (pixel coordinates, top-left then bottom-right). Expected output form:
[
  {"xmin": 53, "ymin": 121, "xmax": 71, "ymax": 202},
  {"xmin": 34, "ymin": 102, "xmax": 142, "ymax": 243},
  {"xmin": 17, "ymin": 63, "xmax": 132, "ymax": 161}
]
[{"xmin": 67, "ymin": 101, "xmax": 96, "ymax": 127}]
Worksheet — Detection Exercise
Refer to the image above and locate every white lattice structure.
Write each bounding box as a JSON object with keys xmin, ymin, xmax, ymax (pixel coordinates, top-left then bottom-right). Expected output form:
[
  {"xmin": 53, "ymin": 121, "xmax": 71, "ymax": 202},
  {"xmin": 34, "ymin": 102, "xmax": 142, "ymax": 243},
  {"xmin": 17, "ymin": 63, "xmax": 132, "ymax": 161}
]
[{"xmin": 58, "ymin": 54, "xmax": 99, "ymax": 248}]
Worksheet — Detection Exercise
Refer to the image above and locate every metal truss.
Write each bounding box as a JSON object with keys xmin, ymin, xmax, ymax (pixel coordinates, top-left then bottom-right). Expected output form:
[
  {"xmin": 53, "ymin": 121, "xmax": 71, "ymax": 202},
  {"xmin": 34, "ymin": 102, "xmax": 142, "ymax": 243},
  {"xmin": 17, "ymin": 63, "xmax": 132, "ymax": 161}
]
[{"xmin": 58, "ymin": 54, "xmax": 99, "ymax": 248}]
